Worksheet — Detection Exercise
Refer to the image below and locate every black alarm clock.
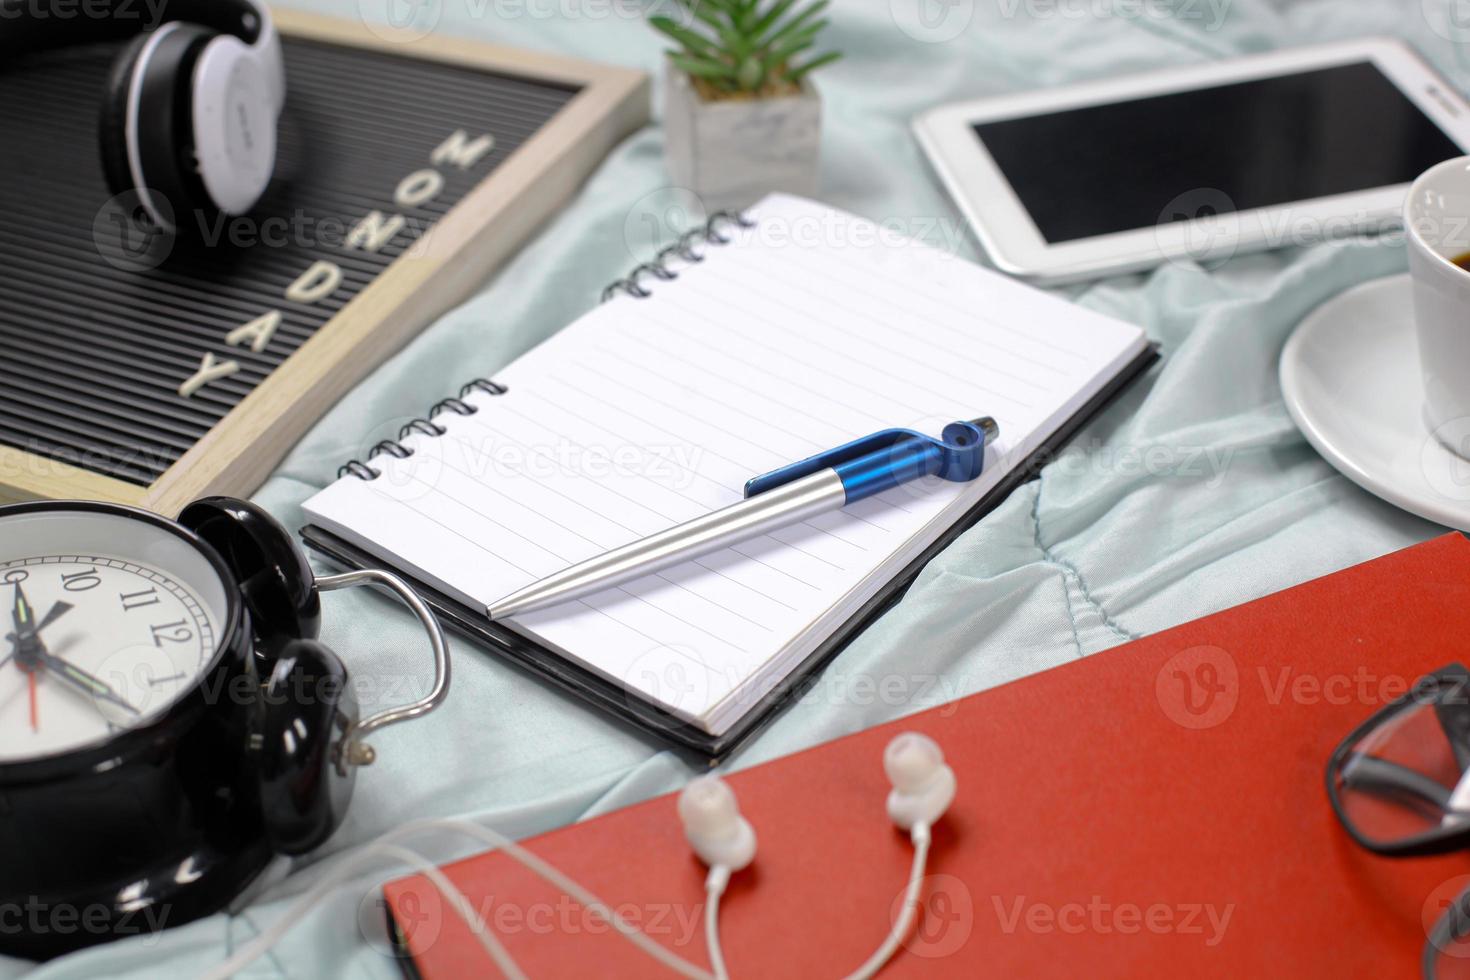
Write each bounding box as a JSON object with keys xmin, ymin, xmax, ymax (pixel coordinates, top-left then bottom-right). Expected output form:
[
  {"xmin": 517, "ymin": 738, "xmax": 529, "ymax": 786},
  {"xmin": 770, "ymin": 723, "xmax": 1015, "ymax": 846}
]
[{"xmin": 0, "ymin": 497, "xmax": 449, "ymax": 960}]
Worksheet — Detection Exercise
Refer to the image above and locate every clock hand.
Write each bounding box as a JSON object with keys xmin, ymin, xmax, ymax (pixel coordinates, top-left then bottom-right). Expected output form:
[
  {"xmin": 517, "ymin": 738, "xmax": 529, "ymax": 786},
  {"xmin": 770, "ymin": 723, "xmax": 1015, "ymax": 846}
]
[
  {"xmin": 8, "ymin": 589, "xmax": 44, "ymax": 730},
  {"xmin": 25, "ymin": 665, "xmax": 38, "ymax": 732},
  {"xmin": 4, "ymin": 591, "xmax": 138, "ymax": 718},
  {"xmin": 36, "ymin": 652, "xmax": 139, "ymax": 716},
  {"xmin": 30, "ymin": 601, "xmax": 73, "ymax": 636},
  {"xmin": 10, "ymin": 582, "xmax": 34, "ymax": 639},
  {"xmin": 7, "ymin": 602, "xmax": 73, "ymax": 644},
  {"xmin": 8, "ymin": 585, "xmax": 48, "ymax": 678}
]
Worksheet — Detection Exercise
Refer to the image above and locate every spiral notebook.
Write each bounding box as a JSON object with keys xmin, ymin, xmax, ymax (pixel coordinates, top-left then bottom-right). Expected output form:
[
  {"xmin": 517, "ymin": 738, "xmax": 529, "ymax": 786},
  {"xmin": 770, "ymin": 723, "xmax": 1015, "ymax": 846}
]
[{"xmin": 300, "ymin": 195, "xmax": 1156, "ymax": 758}]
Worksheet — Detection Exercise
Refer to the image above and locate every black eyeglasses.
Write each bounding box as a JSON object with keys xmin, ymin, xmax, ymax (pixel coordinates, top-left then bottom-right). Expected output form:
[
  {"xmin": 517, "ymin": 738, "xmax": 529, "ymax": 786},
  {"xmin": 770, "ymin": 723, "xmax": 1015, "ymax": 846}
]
[{"xmin": 1326, "ymin": 664, "xmax": 1470, "ymax": 978}]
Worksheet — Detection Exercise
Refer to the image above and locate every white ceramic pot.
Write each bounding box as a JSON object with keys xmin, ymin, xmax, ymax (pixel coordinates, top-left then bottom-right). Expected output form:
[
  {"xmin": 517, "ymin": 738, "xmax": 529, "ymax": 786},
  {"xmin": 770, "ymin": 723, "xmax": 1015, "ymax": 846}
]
[{"xmin": 662, "ymin": 58, "xmax": 821, "ymax": 211}]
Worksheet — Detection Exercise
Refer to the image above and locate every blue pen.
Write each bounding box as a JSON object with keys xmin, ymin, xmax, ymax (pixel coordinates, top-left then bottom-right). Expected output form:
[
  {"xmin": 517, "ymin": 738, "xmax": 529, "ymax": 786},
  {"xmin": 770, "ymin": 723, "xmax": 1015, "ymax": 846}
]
[{"xmin": 486, "ymin": 418, "xmax": 999, "ymax": 620}]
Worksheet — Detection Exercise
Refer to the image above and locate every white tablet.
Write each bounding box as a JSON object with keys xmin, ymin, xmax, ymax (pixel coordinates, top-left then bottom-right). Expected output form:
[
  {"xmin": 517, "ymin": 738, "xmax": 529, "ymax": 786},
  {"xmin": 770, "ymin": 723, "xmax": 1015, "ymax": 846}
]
[{"xmin": 913, "ymin": 38, "xmax": 1470, "ymax": 285}]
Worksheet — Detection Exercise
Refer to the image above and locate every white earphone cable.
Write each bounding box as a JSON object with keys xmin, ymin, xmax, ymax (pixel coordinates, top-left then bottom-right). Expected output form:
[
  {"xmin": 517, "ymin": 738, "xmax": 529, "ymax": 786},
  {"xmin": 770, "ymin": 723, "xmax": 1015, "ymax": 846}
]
[
  {"xmin": 440, "ymin": 819, "xmax": 714, "ymax": 979},
  {"xmin": 199, "ymin": 838, "xmax": 524, "ymax": 980},
  {"xmin": 199, "ymin": 816, "xmax": 715, "ymax": 980},
  {"xmin": 203, "ymin": 757, "xmax": 944, "ymax": 980},
  {"xmin": 369, "ymin": 843, "xmax": 528, "ymax": 980},
  {"xmin": 839, "ymin": 823, "xmax": 932, "ymax": 980},
  {"xmin": 704, "ymin": 866, "xmax": 733, "ymax": 980}
]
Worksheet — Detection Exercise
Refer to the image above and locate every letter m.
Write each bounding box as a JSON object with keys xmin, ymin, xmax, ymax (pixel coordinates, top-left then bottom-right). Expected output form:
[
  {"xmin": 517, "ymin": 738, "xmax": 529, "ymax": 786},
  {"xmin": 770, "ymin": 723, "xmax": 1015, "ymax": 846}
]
[{"xmin": 432, "ymin": 130, "xmax": 495, "ymax": 170}]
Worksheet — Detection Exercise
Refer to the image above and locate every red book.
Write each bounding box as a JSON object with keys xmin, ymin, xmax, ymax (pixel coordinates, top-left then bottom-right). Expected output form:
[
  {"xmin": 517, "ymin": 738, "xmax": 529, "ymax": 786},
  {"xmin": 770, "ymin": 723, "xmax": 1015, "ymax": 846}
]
[{"xmin": 384, "ymin": 533, "xmax": 1470, "ymax": 978}]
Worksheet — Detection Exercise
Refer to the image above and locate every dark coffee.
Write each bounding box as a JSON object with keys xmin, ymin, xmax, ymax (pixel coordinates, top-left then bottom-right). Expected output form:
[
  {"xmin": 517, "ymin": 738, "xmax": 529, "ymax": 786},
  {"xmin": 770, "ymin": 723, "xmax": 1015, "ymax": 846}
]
[{"xmin": 1453, "ymin": 252, "xmax": 1470, "ymax": 272}]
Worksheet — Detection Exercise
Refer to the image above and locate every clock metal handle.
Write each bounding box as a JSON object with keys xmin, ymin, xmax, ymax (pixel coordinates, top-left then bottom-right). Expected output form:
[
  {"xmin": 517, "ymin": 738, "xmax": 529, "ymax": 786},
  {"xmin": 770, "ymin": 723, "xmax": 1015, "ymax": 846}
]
[{"xmin": 315, "ymin": 568, "xmax": 451, "ymax": 767}]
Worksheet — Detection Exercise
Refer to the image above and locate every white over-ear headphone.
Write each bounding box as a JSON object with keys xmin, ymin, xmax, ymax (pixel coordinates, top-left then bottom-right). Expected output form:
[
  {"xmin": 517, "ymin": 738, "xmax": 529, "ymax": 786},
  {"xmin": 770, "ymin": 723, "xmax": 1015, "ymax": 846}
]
[
  {"xmin": 1, "ymin": 0, "xmax": 285, "ymax": 231},
  {"xmin": 680, "ymin": 732, "xmax": 957, "ymax": 980}
]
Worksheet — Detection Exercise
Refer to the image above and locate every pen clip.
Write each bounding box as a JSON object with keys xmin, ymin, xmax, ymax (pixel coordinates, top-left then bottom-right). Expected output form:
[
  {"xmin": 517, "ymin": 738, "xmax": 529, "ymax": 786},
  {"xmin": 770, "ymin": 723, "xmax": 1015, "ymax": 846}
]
[{"xmin": 744, "ymin": 419, "xmax": 998, "ymax": 498}]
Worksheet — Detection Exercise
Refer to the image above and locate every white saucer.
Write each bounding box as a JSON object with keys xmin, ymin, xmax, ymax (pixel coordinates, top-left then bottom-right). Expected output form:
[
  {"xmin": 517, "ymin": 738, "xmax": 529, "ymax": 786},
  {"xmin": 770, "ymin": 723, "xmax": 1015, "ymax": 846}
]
[{"xmin": 1281, "ymin": 273, "xmax": 1470, "ymax": 531}]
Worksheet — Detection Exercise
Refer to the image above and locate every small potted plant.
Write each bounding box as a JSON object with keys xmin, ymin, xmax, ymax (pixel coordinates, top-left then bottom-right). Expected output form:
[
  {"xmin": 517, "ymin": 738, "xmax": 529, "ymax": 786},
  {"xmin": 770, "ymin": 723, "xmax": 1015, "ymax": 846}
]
[{"xmin": 653, "ymin": 0, "xmax": 841, "ymax": 209}]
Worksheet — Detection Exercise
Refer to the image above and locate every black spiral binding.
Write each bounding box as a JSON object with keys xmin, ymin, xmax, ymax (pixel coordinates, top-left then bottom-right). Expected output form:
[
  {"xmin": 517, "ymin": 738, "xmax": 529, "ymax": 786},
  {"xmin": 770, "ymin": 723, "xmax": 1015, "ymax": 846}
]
[
  {"xmin": 336, "ymin": 378, "xmax": 509, "ymax": 481},
  {"xmin": 338, "ymin": 210, "xmax": 753, "ymax": 480},
  {"xmin": 600, "ymin": 209, "xmax": 756, "ymax": 302}
]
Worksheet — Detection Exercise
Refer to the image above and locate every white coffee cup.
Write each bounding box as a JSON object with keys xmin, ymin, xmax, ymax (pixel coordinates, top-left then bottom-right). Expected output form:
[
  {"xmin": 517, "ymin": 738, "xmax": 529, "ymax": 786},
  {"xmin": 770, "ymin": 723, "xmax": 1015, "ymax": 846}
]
[{"xmin": 1407, "ymin": 156, "xmax": 1470, "ymax": 452}]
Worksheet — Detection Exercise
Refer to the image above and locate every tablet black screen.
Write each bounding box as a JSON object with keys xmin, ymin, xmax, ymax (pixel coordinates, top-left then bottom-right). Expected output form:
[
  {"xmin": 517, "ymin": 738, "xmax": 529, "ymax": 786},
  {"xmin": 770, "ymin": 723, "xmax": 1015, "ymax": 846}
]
[{"xmin": 972, "ymin": 61, "xmax": 1463, "ymax": 244}]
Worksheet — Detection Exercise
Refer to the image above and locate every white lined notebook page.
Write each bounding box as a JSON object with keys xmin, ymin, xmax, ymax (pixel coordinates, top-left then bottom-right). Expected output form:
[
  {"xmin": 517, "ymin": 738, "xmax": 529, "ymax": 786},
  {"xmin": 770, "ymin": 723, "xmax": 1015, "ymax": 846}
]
[{"xmin": 303, "ymin": 195, "xmax": 1148, "ymax": 734}]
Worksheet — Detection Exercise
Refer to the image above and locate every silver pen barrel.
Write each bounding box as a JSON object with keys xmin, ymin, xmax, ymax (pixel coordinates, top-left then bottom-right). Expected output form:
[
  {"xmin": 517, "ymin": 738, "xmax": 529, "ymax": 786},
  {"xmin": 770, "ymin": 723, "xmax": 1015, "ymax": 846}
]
[{"xmin": 487, "ymin": 469, "xmax": 847, "ymax": 620}]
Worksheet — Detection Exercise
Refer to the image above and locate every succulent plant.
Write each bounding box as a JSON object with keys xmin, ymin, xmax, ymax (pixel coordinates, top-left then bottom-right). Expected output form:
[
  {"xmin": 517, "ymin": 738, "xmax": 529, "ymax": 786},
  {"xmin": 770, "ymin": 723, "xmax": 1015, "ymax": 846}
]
[{"xmin": 651, "ymin": 0, "xmax": 841, "ymax": 98}]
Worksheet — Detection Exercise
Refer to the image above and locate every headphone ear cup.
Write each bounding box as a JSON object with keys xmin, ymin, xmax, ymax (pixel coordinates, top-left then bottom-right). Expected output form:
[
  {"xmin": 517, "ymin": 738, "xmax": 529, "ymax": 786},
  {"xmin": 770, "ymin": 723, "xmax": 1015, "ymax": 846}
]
[
  {"xmin": 190, "ymin": 34, "xmax": 279, "ymax": 216},
  {"xmin": 256, "ymin": 639, "xmax": 359, "ymax": 856},
  {"xmin": 96, "ymin": 23, "xmax": 215, "ymax": 230},
  {"xmin": 98, "ymin": 32, "xmax": 154, "ymax": 201}
]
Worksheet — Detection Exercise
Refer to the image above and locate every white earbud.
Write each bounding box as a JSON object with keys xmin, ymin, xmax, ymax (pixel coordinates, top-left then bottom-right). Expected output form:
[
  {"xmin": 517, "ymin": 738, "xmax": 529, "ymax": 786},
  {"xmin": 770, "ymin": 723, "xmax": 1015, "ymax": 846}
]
[
  {"xmin": 679, "ymin": 775, "xmax": 757, "ymax": 872},
  {"xmin": 679, "ymin": 738, "xmax": 956, "ymax": 980},
  {"xmin": 884, "ymin": 732, "xmax": 956, "ymax": 831}
]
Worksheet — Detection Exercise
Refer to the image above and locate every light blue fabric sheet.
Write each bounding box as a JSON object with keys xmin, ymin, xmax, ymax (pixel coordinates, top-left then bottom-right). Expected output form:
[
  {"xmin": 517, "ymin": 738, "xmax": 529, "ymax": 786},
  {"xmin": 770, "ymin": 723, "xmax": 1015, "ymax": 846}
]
[{"xmin": 10, "ymin": 0, "xmax": 1469, "ymax": 975}]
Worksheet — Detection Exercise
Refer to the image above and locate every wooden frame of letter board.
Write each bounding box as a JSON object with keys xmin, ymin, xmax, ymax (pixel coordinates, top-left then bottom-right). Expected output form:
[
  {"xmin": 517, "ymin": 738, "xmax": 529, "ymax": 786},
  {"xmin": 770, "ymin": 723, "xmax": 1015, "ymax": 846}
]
[{"xmin": 0, "ymin": 9, "xmax": 649, "ymax": 514}]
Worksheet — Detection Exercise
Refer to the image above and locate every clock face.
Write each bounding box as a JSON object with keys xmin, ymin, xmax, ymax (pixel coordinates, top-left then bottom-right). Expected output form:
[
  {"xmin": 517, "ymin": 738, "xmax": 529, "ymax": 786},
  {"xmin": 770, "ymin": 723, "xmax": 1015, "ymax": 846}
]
[{"xmin": 0, "ymin": 508, "xmax": 234, "ymax": 764}]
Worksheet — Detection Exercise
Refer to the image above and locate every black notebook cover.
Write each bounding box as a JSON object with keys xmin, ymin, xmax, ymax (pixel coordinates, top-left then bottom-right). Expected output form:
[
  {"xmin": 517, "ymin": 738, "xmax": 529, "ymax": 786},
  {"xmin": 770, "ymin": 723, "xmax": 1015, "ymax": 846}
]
[{"xmin": 301, "ymin": 342, "xmax": 1159, "ymax": 763}]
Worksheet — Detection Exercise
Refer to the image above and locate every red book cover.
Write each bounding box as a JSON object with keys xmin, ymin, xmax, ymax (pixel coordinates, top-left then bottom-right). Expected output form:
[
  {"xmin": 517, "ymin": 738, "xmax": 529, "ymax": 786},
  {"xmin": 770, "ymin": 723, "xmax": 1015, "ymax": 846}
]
[{"xmin": 384, "ymin": 533, "xmax": 1470, "ymax": 978}]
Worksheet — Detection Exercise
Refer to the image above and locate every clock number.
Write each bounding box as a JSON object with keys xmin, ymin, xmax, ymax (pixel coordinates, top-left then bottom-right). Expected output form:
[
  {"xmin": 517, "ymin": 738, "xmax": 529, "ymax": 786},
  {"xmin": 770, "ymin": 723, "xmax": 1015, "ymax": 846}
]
[
  {"xmin": 1, "ymin": 569, "xmax": 26, "ymax": 584},
  {"xmin": 61, "ymin": 569, "xmax": 101, "ymax": 592},
  {"xmin": 150, "ymin": 620, "xmax": 194, "ymax": 647},
  {"xmin": 120, "ymin": 587, "xmax": 161, "ymax": 611}
]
